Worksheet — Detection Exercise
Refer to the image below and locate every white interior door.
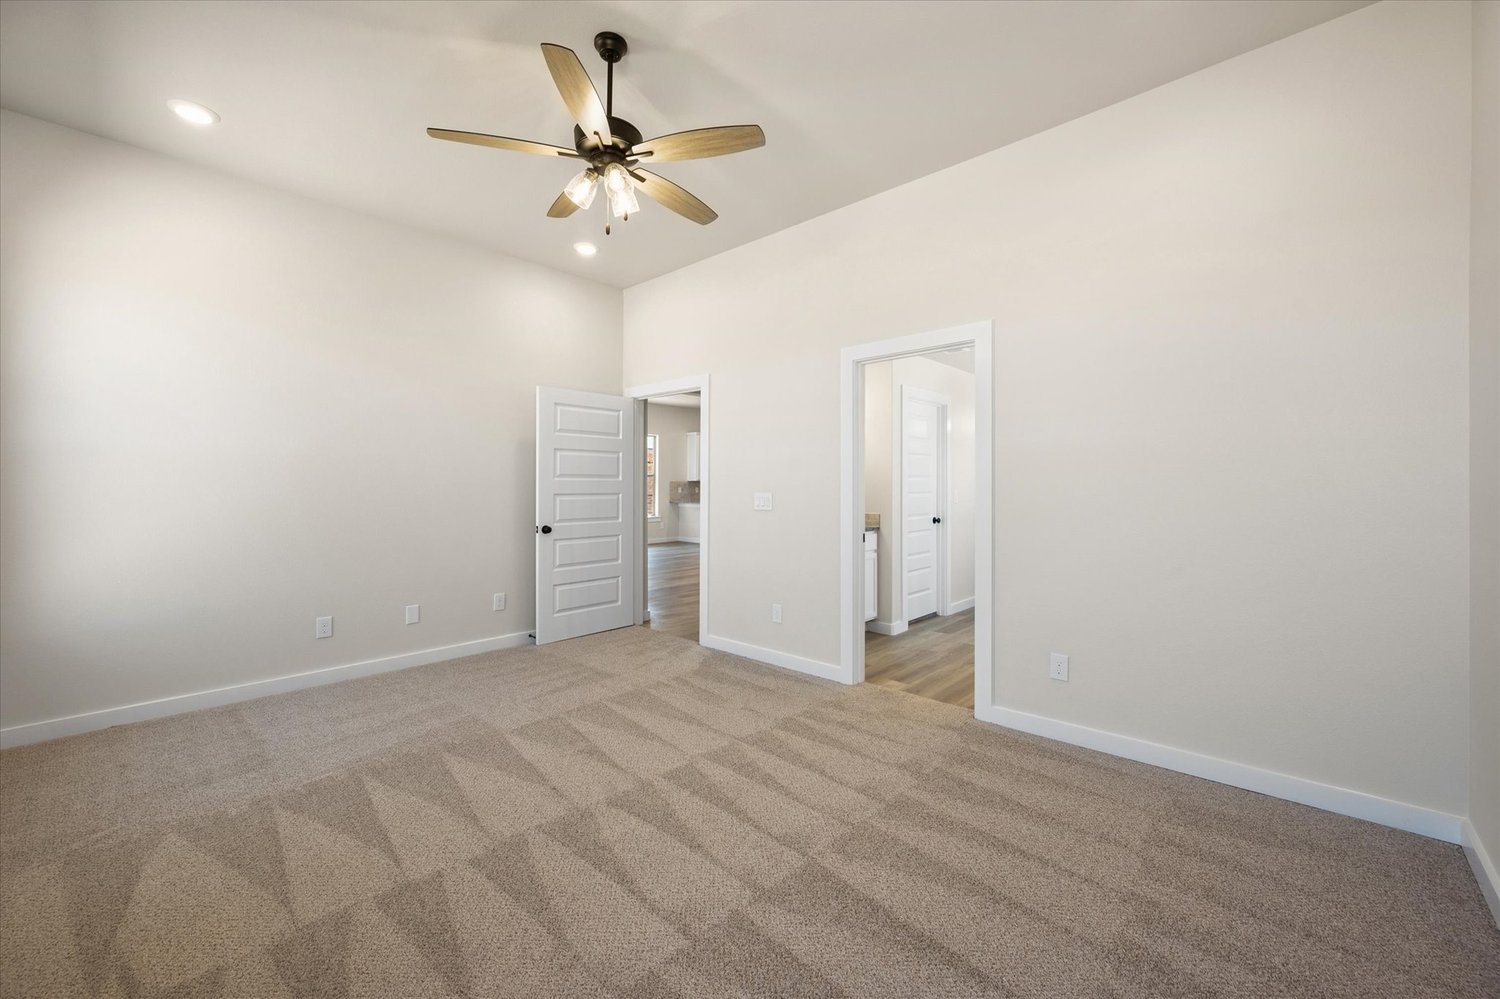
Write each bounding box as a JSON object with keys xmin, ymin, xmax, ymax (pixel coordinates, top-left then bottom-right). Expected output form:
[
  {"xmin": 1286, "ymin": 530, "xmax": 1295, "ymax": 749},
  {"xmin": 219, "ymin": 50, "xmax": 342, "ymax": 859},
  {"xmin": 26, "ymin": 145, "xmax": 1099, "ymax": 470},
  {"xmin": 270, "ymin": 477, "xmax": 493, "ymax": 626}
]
[
  {"xmin": 536, "ymin": 386, "xmax": 637, "ymax": 645},
  {"xmin": 902, "ymin": 386, "xmax": 946, "ymax": 623}
]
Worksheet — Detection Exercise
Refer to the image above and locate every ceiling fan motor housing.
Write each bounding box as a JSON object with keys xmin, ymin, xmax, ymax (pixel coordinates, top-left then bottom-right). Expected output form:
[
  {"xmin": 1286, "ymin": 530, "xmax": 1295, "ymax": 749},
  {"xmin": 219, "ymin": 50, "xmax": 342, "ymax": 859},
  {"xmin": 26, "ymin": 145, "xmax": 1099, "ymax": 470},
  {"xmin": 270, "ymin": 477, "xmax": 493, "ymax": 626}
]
[{"xmin": 574, "ymin": 118, "xmax": 643, "ymax": 162}]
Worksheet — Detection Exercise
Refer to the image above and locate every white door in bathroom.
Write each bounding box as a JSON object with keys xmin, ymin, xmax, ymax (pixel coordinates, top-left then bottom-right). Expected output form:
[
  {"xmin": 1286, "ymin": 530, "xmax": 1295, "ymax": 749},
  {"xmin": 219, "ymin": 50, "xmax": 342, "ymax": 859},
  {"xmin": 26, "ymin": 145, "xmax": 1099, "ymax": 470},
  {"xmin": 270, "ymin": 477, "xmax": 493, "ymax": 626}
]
[{"xmin": 901, "ymin": 386, "xmax": 947, "ymax": 623}]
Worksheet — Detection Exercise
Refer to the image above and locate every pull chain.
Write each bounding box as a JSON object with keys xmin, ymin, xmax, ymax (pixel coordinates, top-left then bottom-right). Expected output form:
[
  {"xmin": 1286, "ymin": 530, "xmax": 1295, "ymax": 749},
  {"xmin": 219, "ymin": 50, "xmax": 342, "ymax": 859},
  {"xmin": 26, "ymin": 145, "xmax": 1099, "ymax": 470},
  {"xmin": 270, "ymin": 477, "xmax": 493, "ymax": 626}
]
[{"xmin": 605, "ymin": 56, "xmax": 613, "ymax": 237}]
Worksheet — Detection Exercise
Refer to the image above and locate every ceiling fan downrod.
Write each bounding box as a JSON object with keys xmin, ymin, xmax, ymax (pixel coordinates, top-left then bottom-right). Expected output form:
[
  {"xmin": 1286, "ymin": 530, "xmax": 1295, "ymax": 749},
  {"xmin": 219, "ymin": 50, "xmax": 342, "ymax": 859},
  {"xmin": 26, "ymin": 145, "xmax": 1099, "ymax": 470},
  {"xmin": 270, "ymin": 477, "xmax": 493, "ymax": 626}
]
[
  {"xmin": 595, "ymin": 30, "xmax": 629, "ymax": 236},
  {"xmin": 594, "ymin": 31, "xmax": 626, "ymax": 118}
]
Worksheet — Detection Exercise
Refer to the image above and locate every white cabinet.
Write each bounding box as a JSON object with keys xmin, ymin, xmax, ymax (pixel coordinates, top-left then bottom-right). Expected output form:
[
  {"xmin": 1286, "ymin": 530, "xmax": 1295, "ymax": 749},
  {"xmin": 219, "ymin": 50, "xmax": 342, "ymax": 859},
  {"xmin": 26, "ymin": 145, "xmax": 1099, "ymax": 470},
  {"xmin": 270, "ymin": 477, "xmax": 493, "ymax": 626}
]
[
  {"xmin": 679, "ymin": 502, "xmax": 701, "ymax": 542},
  {"xmin": 685, "ymin": 431, "xmax": 701, "ymax": 481},
  {"xmin": 863, "ymin": 530, "xmax": 878, "ymax": 622}
]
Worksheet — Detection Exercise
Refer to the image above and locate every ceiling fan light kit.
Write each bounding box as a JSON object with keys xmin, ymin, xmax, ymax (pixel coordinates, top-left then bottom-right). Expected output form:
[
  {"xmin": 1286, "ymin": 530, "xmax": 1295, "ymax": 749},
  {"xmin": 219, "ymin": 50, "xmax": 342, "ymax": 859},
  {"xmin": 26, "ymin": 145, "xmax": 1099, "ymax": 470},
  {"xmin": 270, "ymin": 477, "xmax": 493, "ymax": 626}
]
[{"xmin": 427, "ymin": 30, "xmax": 764, "ymax": 238}]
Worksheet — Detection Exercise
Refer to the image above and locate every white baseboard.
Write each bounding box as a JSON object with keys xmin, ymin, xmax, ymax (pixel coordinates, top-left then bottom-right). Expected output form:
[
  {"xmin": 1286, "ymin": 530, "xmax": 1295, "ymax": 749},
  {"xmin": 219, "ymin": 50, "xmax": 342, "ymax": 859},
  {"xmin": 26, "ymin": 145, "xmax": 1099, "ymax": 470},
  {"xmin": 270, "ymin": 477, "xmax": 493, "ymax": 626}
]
[
  {"xmin": 1462, "ymin": 819, "xmax": 1500, "ymax": 927},
  {"xmin": 703, "ymin": 634, "xmax": 845, "ymax": 683},
  {"xmin": 943, "ymin": 597, "xmax": 975, "ymax": 615},
  {"xmin": 0, "ymin": 630, "xmax": 535, "ymax": 749},
  {"xmin": 974, "ymin": 703, "xmax": 1463, "ymax": 844},
  {"xmin": 865, "ymin": 619, "xmax": 908, "ymax": 636}
]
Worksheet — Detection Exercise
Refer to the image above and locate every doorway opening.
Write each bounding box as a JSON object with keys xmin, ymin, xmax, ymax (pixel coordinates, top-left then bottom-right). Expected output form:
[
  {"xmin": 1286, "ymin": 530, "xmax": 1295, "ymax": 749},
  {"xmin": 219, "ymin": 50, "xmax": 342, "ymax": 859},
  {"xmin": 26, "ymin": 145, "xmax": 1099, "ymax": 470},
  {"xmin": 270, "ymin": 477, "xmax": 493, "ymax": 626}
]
[
  {"xmin": 840, "ymin": 322, "xmax": 994, "ymax": 714},
  {"xmin": 861, "ymin": 353, "xmax": 976, "ymax": 707},
  {"xmin": 643, "ymin": 392, "xmax": 701, "ymax": 641},
  {"xmin": 629, "ymin": 375, "xmax": 711, "ymax": 646}
]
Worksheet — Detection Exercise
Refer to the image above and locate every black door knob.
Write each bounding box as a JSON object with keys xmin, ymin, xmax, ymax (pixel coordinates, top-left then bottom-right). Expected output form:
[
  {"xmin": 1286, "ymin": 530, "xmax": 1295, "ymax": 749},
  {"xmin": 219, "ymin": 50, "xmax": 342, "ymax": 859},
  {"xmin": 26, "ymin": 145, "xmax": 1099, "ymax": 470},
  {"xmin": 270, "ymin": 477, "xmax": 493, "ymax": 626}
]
[
  {"xmin": 540, "ymin": 525, "xmax": 553, "ymax": 534},
  {"xmin": 932, "ymin": 516, "xmax": 942, "ymax": 524}
]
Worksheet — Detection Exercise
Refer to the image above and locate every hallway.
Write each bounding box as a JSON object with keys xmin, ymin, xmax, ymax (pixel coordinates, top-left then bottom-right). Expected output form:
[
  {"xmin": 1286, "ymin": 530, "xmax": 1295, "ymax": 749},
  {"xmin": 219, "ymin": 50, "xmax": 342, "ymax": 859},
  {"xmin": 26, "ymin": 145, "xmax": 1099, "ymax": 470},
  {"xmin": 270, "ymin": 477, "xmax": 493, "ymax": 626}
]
[
  {"xmin": 864, "ymin": 609, "xmax": 975, "ymax": 709},
  {"xmin": 645, "ymin": 541, "xmax": 699, "ymax": 641}
]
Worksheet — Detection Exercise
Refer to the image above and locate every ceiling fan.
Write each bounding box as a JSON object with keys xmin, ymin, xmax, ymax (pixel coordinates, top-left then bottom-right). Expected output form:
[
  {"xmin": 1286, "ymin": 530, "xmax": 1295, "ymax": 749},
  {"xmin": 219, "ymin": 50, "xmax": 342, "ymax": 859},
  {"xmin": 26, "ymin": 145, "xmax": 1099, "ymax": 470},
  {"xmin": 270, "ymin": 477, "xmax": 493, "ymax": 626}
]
[{"xmin": 427, "ymin": 31, "xmax": 765, "ymax": 233}]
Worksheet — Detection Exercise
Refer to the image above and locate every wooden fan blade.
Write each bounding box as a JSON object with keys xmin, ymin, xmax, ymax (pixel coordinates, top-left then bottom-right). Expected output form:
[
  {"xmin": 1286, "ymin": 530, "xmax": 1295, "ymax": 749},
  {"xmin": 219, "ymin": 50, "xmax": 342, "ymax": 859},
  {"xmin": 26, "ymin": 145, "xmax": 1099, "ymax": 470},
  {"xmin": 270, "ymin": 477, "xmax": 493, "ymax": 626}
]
[
  {"xmin": 547, "ymin": 190, "xmax": 581, "ymax": 218},
  {"xmin": 631, "ymin": 170, "xmax": 718, "ymax": 225},
  {"xmin": 540, "ymin": 43, "xmax": 612, "ymax": 145},
  {"xmin": 426, "ymin": 128, "xmax": 578, "ymax": 157},
  {"xmin": 632, "ymin": 125, "xmax": 765, "ymax": 162}
]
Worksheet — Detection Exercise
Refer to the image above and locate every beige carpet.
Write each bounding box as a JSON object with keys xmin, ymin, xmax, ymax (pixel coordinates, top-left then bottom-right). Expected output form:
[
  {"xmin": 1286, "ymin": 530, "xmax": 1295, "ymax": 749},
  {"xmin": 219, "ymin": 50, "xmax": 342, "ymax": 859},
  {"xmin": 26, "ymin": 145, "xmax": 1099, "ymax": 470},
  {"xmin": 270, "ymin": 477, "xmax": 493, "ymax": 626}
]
[{"xmin": 2, "ymin": 627, "xmax": 1497, "ymax": 998}]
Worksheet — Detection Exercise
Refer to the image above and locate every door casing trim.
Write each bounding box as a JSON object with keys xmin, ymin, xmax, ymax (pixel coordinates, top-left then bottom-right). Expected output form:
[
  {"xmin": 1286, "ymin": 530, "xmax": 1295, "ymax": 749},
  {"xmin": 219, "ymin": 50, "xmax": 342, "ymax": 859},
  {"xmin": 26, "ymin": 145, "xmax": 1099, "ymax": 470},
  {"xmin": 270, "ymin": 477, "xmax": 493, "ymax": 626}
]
[{"xmin": 840, "ymin": 321, "xmax": 993, "ymax": 715}]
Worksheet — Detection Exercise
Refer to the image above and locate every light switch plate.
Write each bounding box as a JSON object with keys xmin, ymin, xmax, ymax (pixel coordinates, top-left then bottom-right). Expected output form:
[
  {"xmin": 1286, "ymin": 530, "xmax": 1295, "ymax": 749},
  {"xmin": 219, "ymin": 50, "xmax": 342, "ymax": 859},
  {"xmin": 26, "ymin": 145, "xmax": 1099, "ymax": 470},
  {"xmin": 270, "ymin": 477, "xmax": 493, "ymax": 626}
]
[{"xmin": 753, "ymin": 492, "xmax": 773, "ymax": 511}]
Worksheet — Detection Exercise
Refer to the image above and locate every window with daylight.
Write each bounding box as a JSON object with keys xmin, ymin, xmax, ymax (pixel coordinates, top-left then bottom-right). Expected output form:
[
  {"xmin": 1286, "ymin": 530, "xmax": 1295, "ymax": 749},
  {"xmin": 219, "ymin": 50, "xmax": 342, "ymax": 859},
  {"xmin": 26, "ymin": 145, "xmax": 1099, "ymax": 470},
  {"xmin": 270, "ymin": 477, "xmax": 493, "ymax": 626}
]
[{"xmin": 646, "ymin": 434, "xmax": 659, "ymax": 519}]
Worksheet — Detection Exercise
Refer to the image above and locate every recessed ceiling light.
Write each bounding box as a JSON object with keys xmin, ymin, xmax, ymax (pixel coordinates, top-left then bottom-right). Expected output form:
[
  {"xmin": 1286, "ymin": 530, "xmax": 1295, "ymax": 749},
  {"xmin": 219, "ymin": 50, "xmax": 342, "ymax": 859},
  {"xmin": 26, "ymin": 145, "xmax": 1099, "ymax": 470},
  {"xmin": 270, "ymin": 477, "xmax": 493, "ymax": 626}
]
[
  {"xmin": 167, "ymin": 99, "xmax": 219, "ymax": 126},
  {"xmin": 573, "ymin": 242, "xmax": 598, "ymax": 258}
]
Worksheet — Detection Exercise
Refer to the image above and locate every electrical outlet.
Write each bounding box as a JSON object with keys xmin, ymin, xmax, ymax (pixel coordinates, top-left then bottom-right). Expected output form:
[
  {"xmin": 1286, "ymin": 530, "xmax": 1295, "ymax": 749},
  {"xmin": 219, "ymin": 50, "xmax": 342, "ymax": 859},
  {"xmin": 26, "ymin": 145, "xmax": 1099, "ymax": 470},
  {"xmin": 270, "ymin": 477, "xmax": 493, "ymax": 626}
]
[
  {"xmin": 493, "ymin": 592, "xmax": 506, "ymax": 612},
  {"xmin": 405, "ymin": 604, "xmax": 420, "ymax": 625},
  {"xmin": 315, "ymin": 616, "xmax": 333, "ymax": 639},
  {"xmin": 771, "ymin": 603, "xmax": 782, "ymax": 624},
  {"xmin": 1049, "ymin": 652, "xmax": 1069, "ymax": 682},
  {"xmin": 753, "ymin": 492, "xmax": 773, "ymax": 511}
]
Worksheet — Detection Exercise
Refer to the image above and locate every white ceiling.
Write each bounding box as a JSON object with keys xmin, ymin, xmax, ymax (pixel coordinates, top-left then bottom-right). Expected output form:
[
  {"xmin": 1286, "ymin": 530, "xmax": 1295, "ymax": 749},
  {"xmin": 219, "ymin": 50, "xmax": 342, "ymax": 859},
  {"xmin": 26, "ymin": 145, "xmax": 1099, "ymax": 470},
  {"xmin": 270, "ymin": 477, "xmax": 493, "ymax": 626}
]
[{"xmin": 0, "ymin": 0, "xmax": 1370, "ymax": 288}]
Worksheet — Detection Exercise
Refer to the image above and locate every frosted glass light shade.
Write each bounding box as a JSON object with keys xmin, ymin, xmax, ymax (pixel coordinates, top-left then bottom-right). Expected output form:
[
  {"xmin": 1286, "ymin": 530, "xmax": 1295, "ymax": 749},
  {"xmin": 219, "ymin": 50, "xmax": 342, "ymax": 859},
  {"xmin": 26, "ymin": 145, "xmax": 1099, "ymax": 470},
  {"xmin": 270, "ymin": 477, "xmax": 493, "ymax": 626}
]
[
  {"xmin": 608, "ymin": 182, "xmax": 640, "ymax": 218},
  {"xmin": 564, "ymin": 169, "xmax": 600, "ymax": 210},
  {"xmin": 603, "ymin": 162, "xmax": 631, "ymax": 195}
]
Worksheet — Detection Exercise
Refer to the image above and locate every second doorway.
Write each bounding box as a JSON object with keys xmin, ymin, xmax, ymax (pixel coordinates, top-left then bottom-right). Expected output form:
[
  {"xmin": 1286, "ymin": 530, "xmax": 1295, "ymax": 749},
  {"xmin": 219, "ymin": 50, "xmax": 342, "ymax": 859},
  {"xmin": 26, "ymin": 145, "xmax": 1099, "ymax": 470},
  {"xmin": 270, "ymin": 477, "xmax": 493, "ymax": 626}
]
[
  {"xmin": 644, "ymin": 392, "xmax": 702, "ymax": 641},
  {"xmin": 861, "ymin": 348, "xmax": 977, "ymax": 707}
]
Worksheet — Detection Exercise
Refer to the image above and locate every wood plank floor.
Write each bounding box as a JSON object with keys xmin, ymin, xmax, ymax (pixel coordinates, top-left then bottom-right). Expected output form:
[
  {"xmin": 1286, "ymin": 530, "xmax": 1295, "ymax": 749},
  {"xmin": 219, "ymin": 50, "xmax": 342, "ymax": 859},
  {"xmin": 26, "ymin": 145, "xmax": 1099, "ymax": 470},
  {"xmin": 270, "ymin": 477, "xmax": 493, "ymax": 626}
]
[
  {"xmin": 645, "ymin": 539, "xmax": 973, "ymax": 708},
  {"xmin": 864, "ymin": 609, "xmax": 976, "ymax": 708},
  {"xmin": 644, "ymin": 541, "xmax": 699, "ymax": 641}
]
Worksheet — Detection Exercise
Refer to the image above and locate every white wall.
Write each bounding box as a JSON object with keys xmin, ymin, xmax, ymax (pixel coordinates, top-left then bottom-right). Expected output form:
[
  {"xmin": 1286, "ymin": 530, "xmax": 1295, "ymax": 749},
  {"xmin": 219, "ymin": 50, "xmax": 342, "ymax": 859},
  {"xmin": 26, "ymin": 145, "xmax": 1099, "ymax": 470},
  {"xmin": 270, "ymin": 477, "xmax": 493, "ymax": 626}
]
[
  {"xmin": 645, "ymin": 402, "xmax": 700, "ymax": 542},
  {"xmin": 0, "ymin": 110, "xmax": 623, "ymax": 732},
  {"xmin": 863, "ymin": 355, "xmax": 975, "ymax": 626},
  {"xmin": 1468, "ymin": 0, "xmax": 1500, "ymax": 902},
  {"xmin": 624, "ymin": 1, "xmax": 1472, "ymax": 814}
]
